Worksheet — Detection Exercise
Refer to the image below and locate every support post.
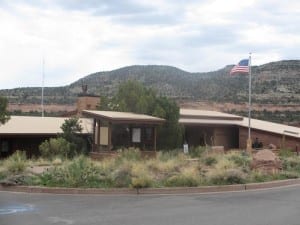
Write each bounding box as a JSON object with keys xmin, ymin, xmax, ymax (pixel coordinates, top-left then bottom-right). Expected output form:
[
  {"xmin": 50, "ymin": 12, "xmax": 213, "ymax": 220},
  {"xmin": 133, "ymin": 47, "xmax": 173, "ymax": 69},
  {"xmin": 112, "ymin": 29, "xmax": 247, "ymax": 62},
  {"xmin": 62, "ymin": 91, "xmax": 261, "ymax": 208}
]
[
  {"xmin": 154, "ymin": 126, "xmax": 157, "ymax": 152},
  {"xmin": 108, "ymin": 122, "xmax": 112, "ymax": 151}
]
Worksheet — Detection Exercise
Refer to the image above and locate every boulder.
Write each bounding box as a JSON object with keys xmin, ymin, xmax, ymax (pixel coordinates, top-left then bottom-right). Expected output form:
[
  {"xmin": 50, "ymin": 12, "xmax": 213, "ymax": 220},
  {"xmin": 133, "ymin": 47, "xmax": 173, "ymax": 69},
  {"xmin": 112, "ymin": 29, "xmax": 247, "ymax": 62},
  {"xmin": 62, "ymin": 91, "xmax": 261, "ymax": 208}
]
[{"xmin": 251, "ymin": 149, "xmax": 282, "ymax": 174}]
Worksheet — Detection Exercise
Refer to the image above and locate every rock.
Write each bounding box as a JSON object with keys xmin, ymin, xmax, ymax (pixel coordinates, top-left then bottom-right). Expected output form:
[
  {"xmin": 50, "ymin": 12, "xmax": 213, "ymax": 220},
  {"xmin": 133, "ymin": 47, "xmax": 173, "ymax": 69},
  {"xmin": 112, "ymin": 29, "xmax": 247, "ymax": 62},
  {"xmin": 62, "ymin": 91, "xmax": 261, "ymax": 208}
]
[
  {"xmin": 251, "ymin": 149, "xmax": 282, "ymax": 174},
  {"xmin": 268, "ymin": 143, "xmax": 277, "ymax": 150}
]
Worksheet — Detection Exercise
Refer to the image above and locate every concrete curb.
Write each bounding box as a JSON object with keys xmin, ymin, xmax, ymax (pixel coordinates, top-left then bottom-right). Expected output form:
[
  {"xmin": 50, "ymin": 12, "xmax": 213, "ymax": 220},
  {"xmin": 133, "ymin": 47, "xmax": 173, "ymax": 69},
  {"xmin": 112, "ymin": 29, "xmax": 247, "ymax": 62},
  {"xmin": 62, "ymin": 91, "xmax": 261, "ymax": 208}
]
[{"xmin": 1, "ymin": 178, "xmax": 300, "ymax": 195}]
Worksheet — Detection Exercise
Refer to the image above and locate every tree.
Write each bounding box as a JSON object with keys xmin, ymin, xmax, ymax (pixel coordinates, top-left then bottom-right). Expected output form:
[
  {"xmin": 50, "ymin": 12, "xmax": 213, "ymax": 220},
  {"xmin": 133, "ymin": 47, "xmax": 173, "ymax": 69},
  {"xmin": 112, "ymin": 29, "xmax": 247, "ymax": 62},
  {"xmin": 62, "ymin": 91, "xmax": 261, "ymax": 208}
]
[
  {"xmin": 60, "ymin": 117, "xmax": 87, "ymax": 157},
  {"xmin": 0, "ymin": 96, "xmax": 10, "ymax": 125},
  {"xmin": 100, "ymin": 80, "xmax": 183, "ymax": 149}
]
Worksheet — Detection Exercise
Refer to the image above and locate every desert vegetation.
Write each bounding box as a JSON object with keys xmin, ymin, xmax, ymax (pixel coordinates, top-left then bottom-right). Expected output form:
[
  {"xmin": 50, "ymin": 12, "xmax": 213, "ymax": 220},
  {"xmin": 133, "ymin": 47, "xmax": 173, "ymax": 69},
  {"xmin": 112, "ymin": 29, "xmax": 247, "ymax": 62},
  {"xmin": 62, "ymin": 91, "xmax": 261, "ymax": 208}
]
[{"xmin": 1, "ymin": 147, "xmax": 299, "ymax": 189}]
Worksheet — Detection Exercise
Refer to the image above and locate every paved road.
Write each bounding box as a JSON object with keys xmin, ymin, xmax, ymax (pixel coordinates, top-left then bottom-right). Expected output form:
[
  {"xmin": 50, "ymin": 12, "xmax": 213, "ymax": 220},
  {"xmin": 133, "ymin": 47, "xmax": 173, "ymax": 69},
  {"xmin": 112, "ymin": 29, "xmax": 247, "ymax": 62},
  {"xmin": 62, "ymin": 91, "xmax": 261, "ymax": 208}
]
[{"xmin": 1, "ymin": 185, "xmax": 300, "ymax": 225}]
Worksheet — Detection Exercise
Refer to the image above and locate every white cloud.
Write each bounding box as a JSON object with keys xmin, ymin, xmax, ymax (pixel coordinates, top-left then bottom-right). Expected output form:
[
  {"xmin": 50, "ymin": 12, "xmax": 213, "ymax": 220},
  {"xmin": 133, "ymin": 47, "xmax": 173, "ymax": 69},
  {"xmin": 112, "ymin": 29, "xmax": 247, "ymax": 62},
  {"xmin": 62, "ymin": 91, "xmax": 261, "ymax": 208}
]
[{"xmin": 0, "ymin": 0, "xmax": 299, "ymax": 89}]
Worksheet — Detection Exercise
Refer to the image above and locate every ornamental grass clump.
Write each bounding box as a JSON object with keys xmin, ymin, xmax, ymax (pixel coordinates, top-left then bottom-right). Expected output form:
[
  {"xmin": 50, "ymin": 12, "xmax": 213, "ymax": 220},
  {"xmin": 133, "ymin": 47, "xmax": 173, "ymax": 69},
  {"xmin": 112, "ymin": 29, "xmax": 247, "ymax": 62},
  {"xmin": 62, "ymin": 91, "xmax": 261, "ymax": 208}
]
[
  {"xmin": 207, "ymin": 168, "xmax": 246, "ymax": 185},
  {"xmin": 130, "ymin": 162, "xmax": 153, "ymax": 188},
  {"xmin": 281, "ymin": 156, "xmax": 300, "ymax": 172},
  {"xmin": 112, "ymin": 163, "xmax": 132, "ymax": 188},
  {"xmin": 117, "ymin": 147, "xmax": 142, "ymax": 162},
  {"xmin": 164, "ymin": 167, "xmax": 200, "ymax": 187},
  {"xmin": 4, "ymin": 150, "xmax": 27, "ymax": 174},
  {"xmin": 205, "ymin": 156, "xmax": 247, "ymax": 185}
]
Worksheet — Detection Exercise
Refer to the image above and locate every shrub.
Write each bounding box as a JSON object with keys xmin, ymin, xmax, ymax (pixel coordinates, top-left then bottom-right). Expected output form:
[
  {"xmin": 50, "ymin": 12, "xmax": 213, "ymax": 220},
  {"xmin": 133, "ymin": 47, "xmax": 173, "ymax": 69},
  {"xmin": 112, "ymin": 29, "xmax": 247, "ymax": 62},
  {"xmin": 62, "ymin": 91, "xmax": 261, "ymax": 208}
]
[
  {"xmin": 189, "ymin": 146, "xmax": 207, "ymax": 158},
  {"xmin": 208, "ymin": 168, "xmax": 246, "ymax": 185},
  {"xmin": 39, "ymin": 137, "xmax": 71, "ymax": 159},
  {"xmin": 131, "ymin": 176, "xmax": 152, "ymax": 189},
  {"xmin": 249, "ymin": 171, "xmax": 271, "ymax": 183},
  {"xmin": 158, "ymin": 150, "xmax": 181, "ymax": 161},
  {"xmin": 164, "ymin": 166, "xmax": 200, "ymax": 187},
  {"xmin": 203, "ymin": 156, "xmax": 218, "ymax": 166},
  {"xmin": 214, "ymin": 157, "xmax": 236, "ymax": 170},
  {"xmin": 279, "ymin": 148, "xmax": 294, "ymax": 158},
  {"xmin": 4, "ymin": 150, "xmax": 27, "ymax": 174},
  {"xmin": 38, "ymin": 156, "xmax": 111, "ymax": 188},
  {"xmin": 226, "ymin": 152, "xmax": 251, "ymax": 173},
  {"xmin": 112, "ymin": 164, "xmax": 132, "ymax": 188},
  {"xmin": 164, "ymin": 174, "xmax": 199, "ymax": 187},
  {"xmin": 118, "ymin": 147, "xmax": 141, "ymax": 162},
  {"xmin": 277, "ymin": 171, "xmax": 299, "ymax": 179},
  {"xmin": 130, "ymin": 162, "xmax": 153, "ymax": 188},
  {"xmin": 281, "ymin": 157, "xmax": 300, "ymax": 172}
]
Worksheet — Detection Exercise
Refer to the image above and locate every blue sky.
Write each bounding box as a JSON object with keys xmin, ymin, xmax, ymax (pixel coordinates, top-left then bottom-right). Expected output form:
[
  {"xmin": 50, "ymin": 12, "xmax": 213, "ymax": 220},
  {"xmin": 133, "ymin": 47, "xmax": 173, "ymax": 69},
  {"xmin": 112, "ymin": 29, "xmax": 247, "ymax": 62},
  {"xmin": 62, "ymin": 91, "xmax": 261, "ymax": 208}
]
[{"xmin": 0, "ymin": 0, "xmax": 299, "ymax": 89}]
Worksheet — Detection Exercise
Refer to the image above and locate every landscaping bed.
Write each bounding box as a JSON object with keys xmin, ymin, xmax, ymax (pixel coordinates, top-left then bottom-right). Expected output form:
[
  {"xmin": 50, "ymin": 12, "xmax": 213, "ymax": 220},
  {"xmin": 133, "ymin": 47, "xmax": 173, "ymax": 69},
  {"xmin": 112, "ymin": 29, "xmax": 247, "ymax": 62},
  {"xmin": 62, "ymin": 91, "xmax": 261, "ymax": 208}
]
[{"xmin": 1, "ymin": 148, "xmax": 300, "ymax": 189}]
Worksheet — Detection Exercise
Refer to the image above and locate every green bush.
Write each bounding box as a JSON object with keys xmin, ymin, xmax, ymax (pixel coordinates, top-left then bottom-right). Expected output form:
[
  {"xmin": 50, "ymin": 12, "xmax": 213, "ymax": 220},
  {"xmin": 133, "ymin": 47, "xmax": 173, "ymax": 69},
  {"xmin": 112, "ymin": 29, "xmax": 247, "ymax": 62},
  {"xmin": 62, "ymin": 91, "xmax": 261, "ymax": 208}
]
[
  {"xmin": 227, "ymin": 153, "xmax": 250, "ymax": 167},
  {"xmin": 38, "ymin": 156, "xmax": 111, "ymax": 188},
  {"xmin": 112, "ymin": 165, "xmax": 132, "ymax": 188},
  {"xmin": 249, "ymin": 171, "xmax": 271, "ymax": 183},
  {"xmin": 279, "ymin": 149, "xmax": 295, "ymax": 158},
  {"xmin": 39, "ymin": 137, "xmax": 71, "ymax": 159},
  {"xmin": 277, "ymin": 171, "xmax": 300, "ymax": 179},
  {"xmin": 118, "ymin": 148, "xmax": 141, "ymax": 162},
  {"xmin": 208, "ymin": 169, "xmax": 246, "ymax": 185},
  {"xmin": 158, "ymin": 149, "xmax": 181, "ymax": 161},
  {"xmin": 281, "ymin": 157, "xmax": 300, "ymax": 172},
  {"xmin": 189, "ymin": 146, "xmax": 206, "ymax": 158},
  {"xmin": 131, "ymin": 176, "xmax": 152, "ymax": 189},
  {"xmin": 4, "ymin": 150, "xmax": 27, "ymax": 174},
  {"xmin": 203, "ymin": 156, "xmax": 218, "ymax": 166},
  {"xmin": 164, "ymin": 174, "xmax": 199, "ymax": 187}
]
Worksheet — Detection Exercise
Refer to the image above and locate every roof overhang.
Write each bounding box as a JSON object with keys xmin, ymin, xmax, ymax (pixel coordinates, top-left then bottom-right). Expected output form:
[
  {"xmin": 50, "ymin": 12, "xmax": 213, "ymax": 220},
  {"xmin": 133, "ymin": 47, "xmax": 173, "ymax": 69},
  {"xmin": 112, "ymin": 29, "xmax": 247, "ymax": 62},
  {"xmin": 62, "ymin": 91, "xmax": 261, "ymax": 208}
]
[{"xmin": 82, "ymin": 110, "xmax": 165, "ymax": 125}]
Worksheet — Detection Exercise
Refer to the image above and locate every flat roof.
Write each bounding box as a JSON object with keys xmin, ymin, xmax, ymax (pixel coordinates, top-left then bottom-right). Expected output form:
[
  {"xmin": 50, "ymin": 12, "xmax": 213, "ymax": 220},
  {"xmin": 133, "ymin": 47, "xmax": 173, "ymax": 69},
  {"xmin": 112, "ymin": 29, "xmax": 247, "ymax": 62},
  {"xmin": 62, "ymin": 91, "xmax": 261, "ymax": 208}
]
[
  {"xmin": 0, "ymin": 116, "xmax": 93, "ymax": 135},
  {"xmin": 179, "ymin": 109, "xmax": 300, "ymax": 139},
  {"xmin": 238, "ymin": 117, "xmax": 300, "ymax": 138},
  {"xmin": 180, "ymin": 109, "xmax": 243, "ymax": 120},
  {"xmin": 82, "ymin": 110, "xmax": 165, "ymax": 124}
]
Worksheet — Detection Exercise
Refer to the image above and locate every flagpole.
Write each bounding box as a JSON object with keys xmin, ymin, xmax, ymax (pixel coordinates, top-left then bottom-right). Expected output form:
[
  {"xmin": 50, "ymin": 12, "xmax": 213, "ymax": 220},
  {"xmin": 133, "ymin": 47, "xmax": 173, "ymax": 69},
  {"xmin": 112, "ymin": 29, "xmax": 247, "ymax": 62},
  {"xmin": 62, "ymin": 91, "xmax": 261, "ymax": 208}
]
[{"xmin": 247, "ymin": 53, "xmax": 252, "ymax": 154}]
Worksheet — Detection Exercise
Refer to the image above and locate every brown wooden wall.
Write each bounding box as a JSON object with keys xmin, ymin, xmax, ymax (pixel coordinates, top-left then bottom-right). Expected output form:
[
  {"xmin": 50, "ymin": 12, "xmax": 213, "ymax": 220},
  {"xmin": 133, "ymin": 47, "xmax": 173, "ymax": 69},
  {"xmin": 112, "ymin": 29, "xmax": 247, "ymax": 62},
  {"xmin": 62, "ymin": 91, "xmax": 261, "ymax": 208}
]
[{"xmin": 184, "ymin": 125, "xmax": 239, "ymax": 150}]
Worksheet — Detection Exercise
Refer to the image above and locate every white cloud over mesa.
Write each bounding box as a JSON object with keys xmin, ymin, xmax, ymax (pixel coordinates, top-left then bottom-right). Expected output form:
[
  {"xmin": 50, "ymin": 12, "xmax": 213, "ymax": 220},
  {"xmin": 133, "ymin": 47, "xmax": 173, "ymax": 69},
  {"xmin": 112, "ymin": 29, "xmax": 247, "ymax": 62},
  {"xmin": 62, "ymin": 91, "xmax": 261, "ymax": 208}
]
[{"xmin": 0, "ymin": 0, "xmax": 299, "ymax": 89}]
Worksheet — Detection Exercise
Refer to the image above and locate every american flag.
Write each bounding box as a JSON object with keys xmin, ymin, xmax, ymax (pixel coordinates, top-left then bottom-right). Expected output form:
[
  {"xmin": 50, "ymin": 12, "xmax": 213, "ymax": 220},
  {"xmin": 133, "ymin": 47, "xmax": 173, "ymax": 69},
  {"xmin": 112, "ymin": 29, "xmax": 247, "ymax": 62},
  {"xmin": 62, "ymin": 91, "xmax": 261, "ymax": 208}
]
[{"xmin": 230, "ymin": 59, "xmax": 249, "ymax": 75}]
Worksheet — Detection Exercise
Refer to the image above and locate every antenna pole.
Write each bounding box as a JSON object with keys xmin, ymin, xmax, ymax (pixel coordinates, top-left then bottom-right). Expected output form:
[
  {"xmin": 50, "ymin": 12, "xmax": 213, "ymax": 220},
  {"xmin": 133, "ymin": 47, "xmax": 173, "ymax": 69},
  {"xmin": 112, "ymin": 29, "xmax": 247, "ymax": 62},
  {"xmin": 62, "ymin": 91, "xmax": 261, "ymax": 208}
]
[{"xmin": 41, "ymin": 57, "xmax": 45, "ymax": 117}]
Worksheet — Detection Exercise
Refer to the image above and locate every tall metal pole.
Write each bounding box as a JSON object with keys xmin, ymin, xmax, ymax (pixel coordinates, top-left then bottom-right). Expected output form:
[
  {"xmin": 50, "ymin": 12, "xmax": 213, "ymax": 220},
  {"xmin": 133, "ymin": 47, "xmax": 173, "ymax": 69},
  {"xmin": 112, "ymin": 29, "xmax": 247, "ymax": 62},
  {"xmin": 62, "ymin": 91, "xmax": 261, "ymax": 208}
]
[
  {"xmin": 247, "ymin": 53, "xmax": 252, "ymax": 153},
  {"xmin": 41, "ymin": 57, "xmax": 45, "ymax": 117}
]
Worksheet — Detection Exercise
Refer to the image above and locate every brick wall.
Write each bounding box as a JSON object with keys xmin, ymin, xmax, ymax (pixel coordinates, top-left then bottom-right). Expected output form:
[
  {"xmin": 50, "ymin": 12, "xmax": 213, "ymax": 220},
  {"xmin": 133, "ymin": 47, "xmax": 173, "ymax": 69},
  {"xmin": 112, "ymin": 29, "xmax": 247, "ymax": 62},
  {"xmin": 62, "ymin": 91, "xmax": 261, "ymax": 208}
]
[
  {"xmin": 77, "ymin": 96, "xmax": 100, "ymax": 115},
  {"xmin": 239, "ymin": 127, "xmax": 299, "ymax": 151}
]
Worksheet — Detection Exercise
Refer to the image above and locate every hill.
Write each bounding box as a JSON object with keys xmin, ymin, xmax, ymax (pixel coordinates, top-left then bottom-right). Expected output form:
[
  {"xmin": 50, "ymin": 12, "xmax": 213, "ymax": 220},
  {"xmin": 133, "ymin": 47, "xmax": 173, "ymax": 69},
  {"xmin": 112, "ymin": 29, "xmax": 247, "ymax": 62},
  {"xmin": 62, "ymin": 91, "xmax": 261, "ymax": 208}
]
[{"xmin": 1, "ymin": 60, "xmax": 299, "ymax": 107}]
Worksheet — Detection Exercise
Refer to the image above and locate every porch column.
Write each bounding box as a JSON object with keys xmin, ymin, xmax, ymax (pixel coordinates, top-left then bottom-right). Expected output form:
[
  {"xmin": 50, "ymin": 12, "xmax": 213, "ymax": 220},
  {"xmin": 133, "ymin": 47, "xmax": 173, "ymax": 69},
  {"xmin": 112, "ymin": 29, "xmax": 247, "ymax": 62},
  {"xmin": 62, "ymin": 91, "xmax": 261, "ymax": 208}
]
[
  {"xmin": 154, "ymin": 126, "xmax": 157, "ymax": 151},
  {"xmin": 92, "ymin": 119, "xmax": 96, "ymax": 151},
  {"xmin": 108, "ymin": 122, "xmax": 112, "ymax": 151}
]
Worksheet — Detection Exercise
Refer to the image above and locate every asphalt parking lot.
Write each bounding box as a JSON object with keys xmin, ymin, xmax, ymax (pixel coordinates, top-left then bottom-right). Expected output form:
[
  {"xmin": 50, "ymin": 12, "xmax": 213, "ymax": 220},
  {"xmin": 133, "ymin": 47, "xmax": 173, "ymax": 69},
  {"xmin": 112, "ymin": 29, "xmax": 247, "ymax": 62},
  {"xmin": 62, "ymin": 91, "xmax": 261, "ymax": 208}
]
[{"xmin": 1, "ymin": 185, "xmax": 300, "ymax": 225}]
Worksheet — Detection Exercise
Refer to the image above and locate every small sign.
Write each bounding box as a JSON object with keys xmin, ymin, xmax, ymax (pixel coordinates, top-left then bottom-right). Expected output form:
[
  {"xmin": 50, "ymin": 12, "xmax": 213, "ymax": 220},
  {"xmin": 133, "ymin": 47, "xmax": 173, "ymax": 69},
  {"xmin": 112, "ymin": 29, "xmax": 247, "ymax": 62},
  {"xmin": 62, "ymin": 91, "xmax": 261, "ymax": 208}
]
[
  {"xmin": 183, "ymin": 144, "xmax": 189, "ymax": 154},
  {"xmin": 132, "ymin": 128, "xmax": 141, "ymax": 143}
]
